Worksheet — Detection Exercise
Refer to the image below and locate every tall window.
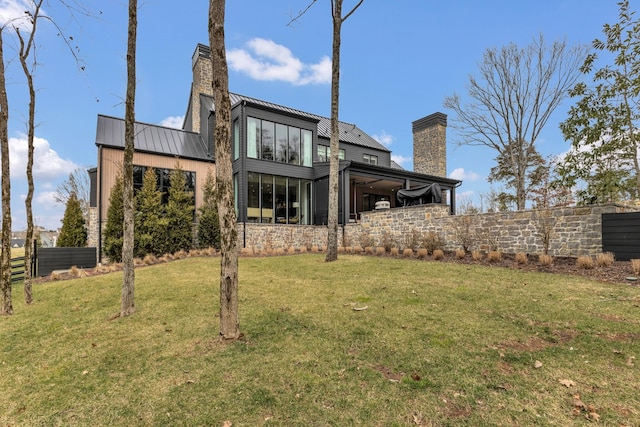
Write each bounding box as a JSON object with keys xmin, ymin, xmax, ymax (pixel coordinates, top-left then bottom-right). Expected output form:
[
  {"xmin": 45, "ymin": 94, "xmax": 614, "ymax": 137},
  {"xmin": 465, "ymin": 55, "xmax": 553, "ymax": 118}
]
[
  {"xmin": 233, "ymin": 119, "xmax": 239, "ymax": 160},
  {"xmin": 246, "ymin": 173, "xmax": 312, "ymax": 224},
  {"xmin": 246, "ymin": 116, "xmax": 312, "ymax": 167}
]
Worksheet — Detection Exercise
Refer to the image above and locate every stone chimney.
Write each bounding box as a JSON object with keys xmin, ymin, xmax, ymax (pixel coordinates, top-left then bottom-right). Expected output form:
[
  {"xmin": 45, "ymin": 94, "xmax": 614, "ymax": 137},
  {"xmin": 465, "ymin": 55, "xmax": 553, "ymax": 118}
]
[
  {"xmin": 190, "ymin": 44, "xmax": 214, "ymax": 133},
  {"xmin": 412, "ymin": 112, "xmax": 447, "ymax": 177}
]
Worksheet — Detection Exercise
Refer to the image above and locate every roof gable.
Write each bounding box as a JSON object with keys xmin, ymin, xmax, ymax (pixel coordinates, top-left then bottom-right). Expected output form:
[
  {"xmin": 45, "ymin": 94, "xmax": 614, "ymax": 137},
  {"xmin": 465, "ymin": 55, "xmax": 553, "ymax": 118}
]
[
  {"xmin": 200, "ymin": 93, "xmax": 390, "ymax": 153},
  {"xmin": 95, "ymin": 115, "xmax": 211, "ymax": 161}
]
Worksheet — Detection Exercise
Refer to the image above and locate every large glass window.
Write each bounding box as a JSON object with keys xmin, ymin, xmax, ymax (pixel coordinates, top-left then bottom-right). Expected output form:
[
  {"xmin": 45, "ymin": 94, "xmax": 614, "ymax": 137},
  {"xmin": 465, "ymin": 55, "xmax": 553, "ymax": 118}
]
[
  {"xmin": 261, "ymin": 120, "xmax": 274, "ymax": 160},
  {"xmin": 302, "ymin": 129, "xmax": 312, "ymax": 166},
  {"xmin": 246, "ymin": 173, "xmax": 312, "ymax": 224},
  {"xmin": 275, "ymin": 123, "xmax": 288, "ymax": 163},
  {"xmin": 233, "ymin": 119, "xmax": 239, "ymax": 160},
  {"xmin": 288, "ymin": 126, "xmax": 300, "ymax": 165},
  {"xmin": 132, "ymin": 165, "xmax": 195, "ymax": 206},
  {"xmin": 247, "ymin": 117, "xmax": 260, "ymax": 158},
  {"xmin": 247, "ymin": 116, "xmax": 312, "ymax": 167}
]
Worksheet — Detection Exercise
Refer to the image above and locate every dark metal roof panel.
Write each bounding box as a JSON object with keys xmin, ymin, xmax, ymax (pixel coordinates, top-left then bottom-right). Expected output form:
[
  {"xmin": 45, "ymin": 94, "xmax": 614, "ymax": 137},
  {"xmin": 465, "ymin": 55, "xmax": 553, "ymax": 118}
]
[
  {"xmin": 95, "ymin": 115, "xmax": 211, "ymax": 161},
  {"xmin": 200, "ymin": 93, "xmax": 390, "ymax": 153}
]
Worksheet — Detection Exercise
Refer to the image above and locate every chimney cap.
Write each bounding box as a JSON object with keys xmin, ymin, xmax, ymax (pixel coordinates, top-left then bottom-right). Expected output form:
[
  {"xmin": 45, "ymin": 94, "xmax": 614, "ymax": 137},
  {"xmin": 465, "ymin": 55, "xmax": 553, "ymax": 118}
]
[
  {"xmin": 192, "ymin": 44, "xmax": 211, "ymax": 67},
  {"xmin": 412, "ymin": 112, "xmax": 447, "ymax": 132}
]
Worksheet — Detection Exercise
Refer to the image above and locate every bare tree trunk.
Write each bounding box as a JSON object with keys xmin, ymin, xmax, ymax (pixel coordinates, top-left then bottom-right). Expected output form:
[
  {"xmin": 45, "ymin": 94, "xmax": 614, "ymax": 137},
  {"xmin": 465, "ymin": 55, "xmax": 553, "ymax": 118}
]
[
  {"xmin": 16, "ymin": 0, "xmax": 43, "ymax": 305},
  {"xmin": 121, "ymin": 0, "xmax": 136, "ymax": 317},
  {"xmin": 326, "ymin": 0, "xmax": 363, "ymax": 262},
  {"xmin": 209, "ymin": 0, "xmax": 239, "ymax": 340},
  {"xmin": 0, "ymin": 30, "xmax": 12, "ymax": 315},
  {"xmin": 325, "ymin": 1, "xmax": 343, "ymax": 262}
]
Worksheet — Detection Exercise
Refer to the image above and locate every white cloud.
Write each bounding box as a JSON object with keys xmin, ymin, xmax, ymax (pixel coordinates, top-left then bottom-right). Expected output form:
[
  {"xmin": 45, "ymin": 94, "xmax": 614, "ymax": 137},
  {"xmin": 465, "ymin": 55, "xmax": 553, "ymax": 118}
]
[
  {"xmin": 7, "ymin": 134, "xmax": 77, "ymax": 180},
  {"xmin": 160, "ymin": 115, "xmax": 184, "ymax": 129},
  {"xmin": 36, "ymin": 190, "xmax": 57, "ymax": 206},
  {"xmin": 391, "ymin": 154, "xmax": 411, "ymax": 168},
  {"xmin": 373, "ymin": 130, "xmax": 394, "ymax": 147},
  {"xmin": 0, "ymin": 0, "xmax": 43, "ymax": 31},
  {"xmin": 449, "ymin": 167, "xmax": 480, "ymax": 182},
  {"xmin": 227, "ymin": 38, "xmax": 331, "ymax": 86}
]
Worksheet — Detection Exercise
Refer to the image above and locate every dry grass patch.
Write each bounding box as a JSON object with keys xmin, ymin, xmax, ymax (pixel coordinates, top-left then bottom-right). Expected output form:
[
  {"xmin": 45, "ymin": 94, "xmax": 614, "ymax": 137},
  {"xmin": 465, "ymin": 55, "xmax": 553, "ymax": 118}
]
[
  {"xmin": 538, "ymin": 254, "xmax": 553, "ymax": 266},
  {"xmin": 143, "ymin": 254, "xmax": 158, "ymax": 265},
  {"xmin": 577, "ymin": 255, "xmax": 595, "ymax": 269},
  {"xmin": 376, "ymin": 247, "xmax": 386, "ymax": 256},
  {"xmin": 352, "ymin": 245, "xmax": 363, "ymax": 254},
  {"xmin": 471, "ymin": 250, "xmax": 483, "ymax": 261},
  {"xmin": 487, "ymin": 251, "xmax": 502, "ymax": 263},
  {"xmin": 402, "ymin": 248, "xmax": 414, "ymax": 258},
  {"xmin": 365, "ymin": 246, "xmax": 374, "ymax": 255},
  {"xmin": 432, "ymin": 249, "xmax": 444, "ymax": 260},
  {"xmin": 631, "ymin": 259, "xmax": 640, "ymax": 275},
  {"xmin": 311, "ymin": 246, "xmax": 319, "ymax": 253},
  {"xmin": 595, "ymin": 252, "xmax": 615, "ymax": 267},
  {"xmin": 390, "ymin": 247, "xmax": 399, "ymax": 257},
  {"xmin": 299, "ymin": 246, "xmax": 307, "ymax": 254},
  {"xmin": 416, "ymin": 248, "xmax": 428, "ymax": 259},
  {"xmin": 515, "ymin": 252, "xmax": 528, "ymax": 265}
]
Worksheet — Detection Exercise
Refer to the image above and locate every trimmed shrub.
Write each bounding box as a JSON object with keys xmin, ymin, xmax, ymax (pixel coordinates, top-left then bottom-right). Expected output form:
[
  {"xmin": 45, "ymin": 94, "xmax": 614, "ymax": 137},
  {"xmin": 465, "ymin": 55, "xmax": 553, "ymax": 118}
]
[
  {"xmin": 577, "ymin": 255, "xmax": 595, "ymax": 269},
  {"xmin": 471, "ymin": 250, "xmax": 483, "ymax": 261},
  {"xmin": 631, "ymin": 259, "xmax": 640, "ymax": 275},
  {"xmin": 432, "ymin": 249, "xmax": 444, "ymax": 260},
  {"xmin": 455, "ymin": 249, "xmax": 466, "ymax": 259},
  {"xmin": 487, "ymin": 251, "xmax": 502, "ymax": 263},
  {"xmin": 421, "ymin": 231, "xmax": 445, "ymax": 254},
  {"xmin": 515, "ymin": 252, "xmax": 528, "ymax": 264},
  {"xmin": 595, "ymin": 252, "xmax": 615, "ymax": 267},
  {"xmin": 538, "ymin": 254, "xmax": 553, "ymax": 266}
]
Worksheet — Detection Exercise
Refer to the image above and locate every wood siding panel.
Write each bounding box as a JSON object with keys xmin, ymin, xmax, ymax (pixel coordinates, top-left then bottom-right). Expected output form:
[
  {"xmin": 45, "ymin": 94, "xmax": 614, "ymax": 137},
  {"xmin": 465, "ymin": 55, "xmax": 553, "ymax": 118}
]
[{"xmin": 99, "ymin": 147, "xmax": 214, "ymax": 219}]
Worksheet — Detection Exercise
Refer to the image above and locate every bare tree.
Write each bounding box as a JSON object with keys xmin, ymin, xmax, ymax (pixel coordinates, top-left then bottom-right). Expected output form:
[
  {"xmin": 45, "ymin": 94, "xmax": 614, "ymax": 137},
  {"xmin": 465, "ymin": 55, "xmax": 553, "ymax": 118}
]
[
  {"xmin": 444, "ymin": 35, "xmax": 586, "ymax": 210},
  {"xmin": 210, "ymin": 0, "xmax": 239, "ymax": 339},
  {"xmin": 0, "ymin": 28, "xmax": 12, "ymax": 315},
  {"xmin": 120, "ymin": 0, "xmax": 136, "ymax": 317},
  {"xmin": 326, "ymin": 0, "xmax": 364, "ymax": 261},
  {"xmin": 288, "ymin": 1, "xmax": 364, "ymax": 260},
  {"xmin": 54, "ymin": 168, "xmax": 90, "ymax": 222},
  {"xmin": 15, "ymin": 0, "xmax": 44, "ymax": 305}
]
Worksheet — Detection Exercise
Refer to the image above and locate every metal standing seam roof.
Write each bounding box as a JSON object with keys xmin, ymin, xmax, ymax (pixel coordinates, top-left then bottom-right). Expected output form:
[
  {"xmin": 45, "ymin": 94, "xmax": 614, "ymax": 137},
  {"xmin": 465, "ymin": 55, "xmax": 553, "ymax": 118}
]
[
  {"xmin": 201, "ymin": 93, "xmax": 391, "ymax": 153},
  {"xmin": 95, "ymin": 115, "xmax": 212, "ymax": 161}
]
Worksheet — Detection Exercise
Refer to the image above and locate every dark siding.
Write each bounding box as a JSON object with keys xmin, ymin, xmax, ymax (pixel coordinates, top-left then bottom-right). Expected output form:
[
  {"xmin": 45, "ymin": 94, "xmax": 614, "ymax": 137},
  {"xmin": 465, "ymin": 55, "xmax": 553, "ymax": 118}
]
[
  {"xmin": 602, "ymin": 212, "xmax": 640, "ymax": 260},
  {"xmin": 36, "ymin": 247, "xmax": 97, "ymax": 277},
  {"xmin": 317, "ymin": 136, "xmax": 391, "ymax": 167}
]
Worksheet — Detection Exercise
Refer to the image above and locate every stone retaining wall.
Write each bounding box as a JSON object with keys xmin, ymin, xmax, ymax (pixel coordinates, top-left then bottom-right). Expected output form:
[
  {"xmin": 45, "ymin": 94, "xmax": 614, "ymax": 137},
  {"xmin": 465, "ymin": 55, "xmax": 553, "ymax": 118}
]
[
  {"xmin": 89, "ymin": 203, "xmax": 639, "ymax": 259},
  {"xmin": 237, "ymin": 203, "xmax": 638, "ymax": 257}
]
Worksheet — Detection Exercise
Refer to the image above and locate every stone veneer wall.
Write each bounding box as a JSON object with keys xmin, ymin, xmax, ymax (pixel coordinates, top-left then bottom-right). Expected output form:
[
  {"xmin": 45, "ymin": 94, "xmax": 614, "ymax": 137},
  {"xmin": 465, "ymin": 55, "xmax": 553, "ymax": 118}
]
[
  {"xmin": 89, "ymin": 203, "xmax": 637, "ymax": 260},
  {"xmin": 357, "ymin": 203, "xmax": 637, "ymax": 257},
  {"xmin": 87, "ymin": 207, "xmax": 99, "ymax": 248},
  {"xmin": 235, "ymin": 203, "xmax": 637, "ymax": 257}
]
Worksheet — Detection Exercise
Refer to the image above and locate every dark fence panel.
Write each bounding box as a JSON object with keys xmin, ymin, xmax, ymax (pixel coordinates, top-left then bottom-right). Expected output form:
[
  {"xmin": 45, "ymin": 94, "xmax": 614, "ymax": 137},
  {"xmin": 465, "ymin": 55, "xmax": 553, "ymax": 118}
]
[
  {"xmin": 602, "ymin": 212, "xmax": 640, "ymax": 261},
  {"xmin": 11, "ymin": 256, "xmax": 25, "ymax": 283},
  {"xmin": 36, "ymin": 247, "xmax": 97, "ymax": 277}
]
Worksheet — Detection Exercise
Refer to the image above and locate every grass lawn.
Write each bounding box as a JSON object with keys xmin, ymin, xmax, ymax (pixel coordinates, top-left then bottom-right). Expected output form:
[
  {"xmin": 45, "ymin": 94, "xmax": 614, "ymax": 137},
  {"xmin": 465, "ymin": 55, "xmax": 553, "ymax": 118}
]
[{"xmin": 1, "ymin": 254, "xmax": 639, "ymax": 426}]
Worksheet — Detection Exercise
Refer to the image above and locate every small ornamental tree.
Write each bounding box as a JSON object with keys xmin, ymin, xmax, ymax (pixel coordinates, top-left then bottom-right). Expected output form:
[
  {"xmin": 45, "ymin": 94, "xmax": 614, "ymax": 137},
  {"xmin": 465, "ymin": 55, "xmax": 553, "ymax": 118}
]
[
  {"xmin": 57, "ymin": 192, "xmax": 87, "ymax": 247},
  {"xmin": 197, "ymin": 168, "xmax": 220, "ymax": 249},
  {"xmin": 165, "ymin": 165, "xmax": 195, "ymax": 254},
  {"xmin": 103, "ymin": 174, "xmax": 125, "ymax": 262},
  {"xmin": 135, "ymin": 168, "xmax": 164, "ymax": 257}
]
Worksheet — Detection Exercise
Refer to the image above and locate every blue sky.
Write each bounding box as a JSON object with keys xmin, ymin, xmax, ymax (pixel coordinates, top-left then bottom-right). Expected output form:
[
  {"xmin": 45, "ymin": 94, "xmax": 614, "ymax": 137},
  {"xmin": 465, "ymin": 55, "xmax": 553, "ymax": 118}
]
[{"xmin": 0, "ymin": 0, "xmax": 623, "ymax": 230}]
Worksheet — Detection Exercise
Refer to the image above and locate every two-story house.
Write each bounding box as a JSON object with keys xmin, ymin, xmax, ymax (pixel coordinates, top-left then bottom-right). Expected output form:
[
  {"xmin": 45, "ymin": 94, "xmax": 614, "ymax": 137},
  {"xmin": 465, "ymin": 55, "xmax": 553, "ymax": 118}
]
[{"xmin": 88, "ymin": 44, "xmax": 460, "ymax": 259}]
